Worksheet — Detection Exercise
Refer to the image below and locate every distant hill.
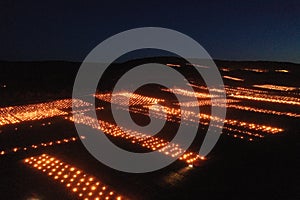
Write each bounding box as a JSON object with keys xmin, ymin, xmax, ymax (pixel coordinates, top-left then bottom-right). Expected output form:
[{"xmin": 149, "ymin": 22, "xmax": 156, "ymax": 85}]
[{"xmin": 0, "ymin": 57, "xmax": 299, "ymax": 106}]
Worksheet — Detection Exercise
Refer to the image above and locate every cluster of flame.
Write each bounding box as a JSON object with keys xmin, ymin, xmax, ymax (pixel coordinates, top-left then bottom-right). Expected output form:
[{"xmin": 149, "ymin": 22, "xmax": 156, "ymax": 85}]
[{"xmin": 24, "ymin": 154, "xmax": 124, "ymax": 200}]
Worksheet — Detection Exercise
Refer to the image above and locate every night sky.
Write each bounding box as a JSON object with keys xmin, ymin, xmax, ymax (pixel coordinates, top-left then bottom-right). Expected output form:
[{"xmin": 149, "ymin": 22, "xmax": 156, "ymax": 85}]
[{"xmin": 1, "ymin": 0, "xmax": 300, "ymax": 63}]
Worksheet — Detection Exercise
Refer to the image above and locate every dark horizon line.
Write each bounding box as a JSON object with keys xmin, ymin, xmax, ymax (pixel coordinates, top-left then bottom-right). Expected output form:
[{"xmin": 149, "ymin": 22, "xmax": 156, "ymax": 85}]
[{"xmin": 0, "ymin": 57, "xmax": 299, "ymax": 66}]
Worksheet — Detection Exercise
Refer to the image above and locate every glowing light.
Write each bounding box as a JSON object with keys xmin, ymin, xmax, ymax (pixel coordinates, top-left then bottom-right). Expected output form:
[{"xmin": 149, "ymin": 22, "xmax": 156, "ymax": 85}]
[
  {"xmin": 0, "ymin": 99, "xmax": 91, "ymax": 126},
  {"xmin": 200, "ymin": 156, "xmax": 206, "ymax": 160},
  {"xmin": 220, "ymin": 67, "xmax": 231, "ymax": 72},
  {"xmin": 253, "ymin": 84, "xmax": 298, "ymax": 91},
  {"xmin": 0, "ymin": 137, "xmax": 80, "ymax": 157},
  {"xmin": 275, "ymin": 69, "xmax": 289, "ymax": 73},
  {"xmin": 228, "ymin": 104, "xmax": 300, "ymax": 118},
  {"xmin": 95, "ymin": 90, "xmax": 284, "ymax": 141},
  {"xmin": 74, "ymin": 89, "xmax": 285, "ymax": 168},
  {"xmin": 223, "ymin": 75, "xmax": 244, "ymax": 82},
  {"xmin": 120, "ymin": 102, "xmax": 283, "ymax": 137},
  {"xmin": 243, "ymin": 68, "xmax": 268, "ymax": 73},
  {"xmin": 226, "ymin": 86, "xmax": 300, "ymax": 106},
  {"xmin": 166, "ymin": 63, "xmax": 181, "ymax": 67},
  {"xmin": 95, "ymin": 92, "xmax": 165, "ymax": 107},
  {"xmin": 23, "ymin": 154, "xmax": 125, "ymax": 199},
  {"xmin": 69, "ymin": 114, "xmax": 202, "ymax": 165}
]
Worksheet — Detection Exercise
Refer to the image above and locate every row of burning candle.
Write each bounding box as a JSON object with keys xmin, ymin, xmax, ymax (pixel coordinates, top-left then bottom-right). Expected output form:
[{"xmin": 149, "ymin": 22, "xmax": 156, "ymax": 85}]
[
  {"xmin": 220, "ymin": 67, "xmax": 289, "ymax": 73},
  {"xmin": 0, "ymin": 136, "xmax": 81, "ymax": 156},
  {"xmin": 94, "ymin": 89, "xmax": 285, "ymax": 140},
  {"xmin": 189, "ymin": 82, "xmax": 299, "ymax": 99},
  {"xmin": 226, "ymin": 87, "xmax": 300, "ymax": 106},
  {"xmin": 120, "ymin": 104, "xmax": 283, "ymax": 135},
  {"xmin": 69, "ymin": 115, "xmax": 203, "ymax": 165},
  {"xmin": 252, "ymin": 84, "xmax": 298, "ymax": 92},
  {"xmin": 227, "ymin": 104, "xmax": 300, "ymax": 118},
  {"xmin": 164, "ymin": 86, "xmax": 300, "ymax": 106},
  {"xmin": 223, "ymin": 75, "xmax": 244, "ymax": 82},
  {"xmin": 96, "ymin": 90, "xmax": 241, "ymax": 108},
  {"xmin": 95, "ymin": 92, "xmax": 165, "ymax": 106},
  {"xmin": 162, "ymin": 85, "xmax": 300, "ymax": 118},
  {"xmin": 24, "ymin": 154, "xmax": 124, "ymax": 200},
  {"xmin": 0, "ymin": 99, "xmax": 91, "ymax": 126},
  {"xmin": 161, "ymin": 88, "xmax": 221, "ymax": 99}
]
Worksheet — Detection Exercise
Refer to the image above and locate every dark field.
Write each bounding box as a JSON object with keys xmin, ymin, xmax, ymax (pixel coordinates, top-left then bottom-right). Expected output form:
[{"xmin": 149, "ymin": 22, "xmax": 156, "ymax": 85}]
[{"xmin": 0, "ymin": 58, "xmax": 299, "ymax": 200}]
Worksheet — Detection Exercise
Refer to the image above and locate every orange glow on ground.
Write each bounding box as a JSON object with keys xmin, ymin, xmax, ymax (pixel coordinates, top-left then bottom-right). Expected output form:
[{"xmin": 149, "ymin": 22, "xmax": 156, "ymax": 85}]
[{"xmin": 24, "ymin": 154, "xmax": 125, "ymax": 200}]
